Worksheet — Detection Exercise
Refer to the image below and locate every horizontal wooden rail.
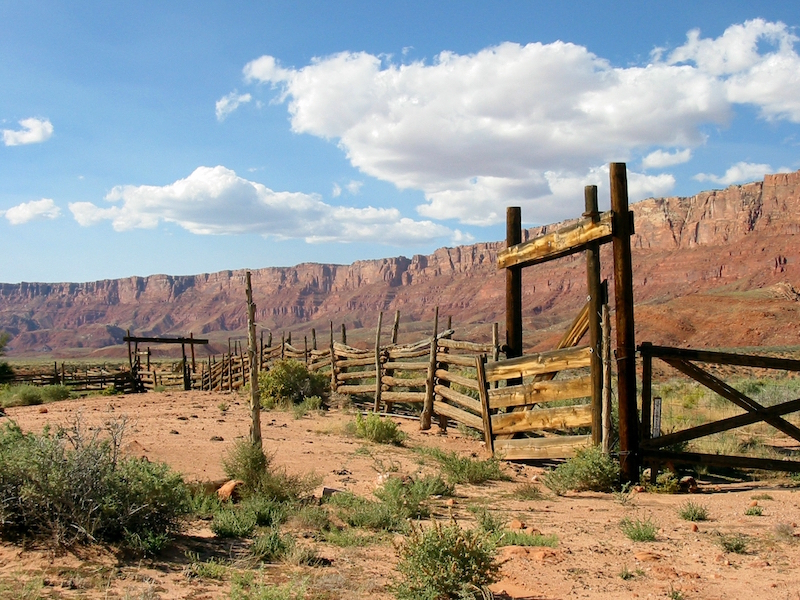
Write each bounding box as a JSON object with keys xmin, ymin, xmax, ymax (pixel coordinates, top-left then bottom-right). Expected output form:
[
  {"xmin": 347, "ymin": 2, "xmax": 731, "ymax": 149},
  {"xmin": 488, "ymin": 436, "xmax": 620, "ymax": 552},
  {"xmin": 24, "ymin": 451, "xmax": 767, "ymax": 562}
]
[
  {"xmin": 640, "ymin": 344, "xmax": 800, "ymax": 371},
  {"xmin": 484, "ymin": 346, "xmax": 592, "ymax": 383},
  {"xmin": 435, "ymin": 368, "xmax": 479, "ymax": 391},
  {"xmin": 493, "ymin": 435, "xmax": 591, "ymax": 460},
  {"xmin": 642, "ymin": 449, "xmax": 800, "ymax": 473},
  {"xmin": 491, "ymin": 404, "xmax": 592, "ymax": 435},
  {"xmin": 434, "ymin": 384, "xmax": 482, "ymax": 414},
  {"xmin": 433, "ymin": 400, "xmax": 483, "ymax": 431},
  {"xmin": 488, "ymin": 376, "xmax": 591, "ymax": 409}
]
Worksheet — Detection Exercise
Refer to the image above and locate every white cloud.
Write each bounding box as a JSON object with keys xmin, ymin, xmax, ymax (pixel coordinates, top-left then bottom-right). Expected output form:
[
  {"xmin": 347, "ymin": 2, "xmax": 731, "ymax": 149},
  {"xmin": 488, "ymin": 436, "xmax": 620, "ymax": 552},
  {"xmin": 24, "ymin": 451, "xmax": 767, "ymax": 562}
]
[
  {"xmin": 642, "ymin": 149, "xmax": 692, "ymax": 169},
  {"xmin": 69, "ymin": 166, "xmax": 468, "ymax": 245},
  {"xmin": 3, "ymin": 198, "xmax": 61, "ymax": 224},
  {"xmin": 668, "ymin": 19, "xmax": 800, "ymax": 122},
  {"xmin": 345, "ymin": 180, "xmax": 363, "ymax": 195},
  {"xmin": 2, "ymin": 117, "xmax": 54, "ymax": 146},
  {"xmin": 331, "ymin": 183, "xmax": 342, "ymax": 197},
  {"xmin": 239, "ymin": 20, "xmax": 800, "ymax": 225},
  {"xmin": 215, "ymin": 91, "xmax": 252, "ymax": 121},
  {"xmin": 693, "ymin": 161, "xmax": 790, "ymax": 186}
]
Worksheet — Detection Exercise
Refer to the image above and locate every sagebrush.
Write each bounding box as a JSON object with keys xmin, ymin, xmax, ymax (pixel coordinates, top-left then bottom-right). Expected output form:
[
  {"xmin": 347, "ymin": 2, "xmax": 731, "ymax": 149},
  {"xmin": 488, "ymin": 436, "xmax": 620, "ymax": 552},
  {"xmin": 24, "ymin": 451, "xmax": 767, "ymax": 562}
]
[{"xmin": 542, "ymin": 447, "xmax": 619, "ymax": 495}]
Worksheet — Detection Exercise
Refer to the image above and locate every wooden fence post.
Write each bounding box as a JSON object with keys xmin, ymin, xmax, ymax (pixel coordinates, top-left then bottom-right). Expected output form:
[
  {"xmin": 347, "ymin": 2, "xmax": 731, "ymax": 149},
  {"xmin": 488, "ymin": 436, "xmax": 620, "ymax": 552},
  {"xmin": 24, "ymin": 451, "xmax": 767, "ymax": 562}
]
[
  {"xmin": 329, "ymin": 322, "xmax": 338, "ymax": 393},
  {"xmin": 246, "ymin": 271, "xmax": 262, "ymax": 449},
  {"xmin": 373, "ymin": 312, "xmax": 383, "ymax": 412},
  {"xmin": 312, "ymin": 328, "xmax": 317, "ymax": 350},
  {"xmin": 610, "ymin": 162, "xmax": 639, "ymax": 482},
  {"xmin": 585, "ymin": 186, "xmax": 603, "ymax": 446},
  {"xmin": 341, "ymin": 324, "xmax": 347, "ymax": 345},
  {"xmin": 506, "ymin": 207, "xmax": 523, "ymax": 385},
  {"xmin": 421, "ymin": 306, "xmax": 438, "ymax": 430},
  {"xmin": 391, "ymin": 310, "xmax": 400, "ymax": 344},
  {"xmin": 602, "ymin": 292, "xmax": 613, "ymax": 454}
]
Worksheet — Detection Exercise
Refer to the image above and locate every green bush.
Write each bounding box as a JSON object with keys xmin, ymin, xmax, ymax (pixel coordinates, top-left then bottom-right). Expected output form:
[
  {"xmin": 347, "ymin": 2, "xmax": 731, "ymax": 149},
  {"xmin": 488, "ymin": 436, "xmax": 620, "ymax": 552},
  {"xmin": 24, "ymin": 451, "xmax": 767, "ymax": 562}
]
[
  {"xmin": 495, "ymin": 530, "xmax": 558, "ymax": 548},
  {"xmin": 292, "ymin": 395, "xmax": 323, "ymax": 419},
  {"xmin": 212, "ymin": 508, "xmax": 258, "ymax": 538},
  {"xmin": 374, "ymin": 475, "xmax": 454, "ymax": 521},
  {"xmin": 393, "ymin": 521, "xmax": 499, "ymax": 600},
  {"xmin": 542, "ymin": 447, "xmax": 619, "ymax": 495},
  {"xmin": 326, "ymin": 491, "xmax": 403, "ymax": 532},
  {"xmin": 249, "ymin": 528, "xmax": 294, "ymax": 562},
  {"xmin": 353, "ymin": 412, "xmax": 407, "ymax": 445},
  {"xmin": 0, "ymin": 419, "xmax": 189, "ymax": 548},
  {"xmin": 259, "ymin": 359, "xmax": 328, "ymax": 407},
  {"xmin": 718, "ymin": 533, "xmax": 748, "ymax": 554},
  {"xmin": 0, "ymin": 384, "xmax": 71, "ymax": 408},
  {"xmin": 418, "ymin": 447, "xmax": 510, "ymax": 485}
]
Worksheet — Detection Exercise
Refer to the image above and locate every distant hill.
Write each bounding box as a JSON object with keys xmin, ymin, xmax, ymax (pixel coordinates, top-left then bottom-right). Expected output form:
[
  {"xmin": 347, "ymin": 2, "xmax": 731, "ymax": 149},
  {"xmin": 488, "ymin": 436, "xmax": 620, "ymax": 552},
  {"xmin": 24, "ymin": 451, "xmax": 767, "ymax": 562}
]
[{"xmin": 2, "ymin": 171, "xmax": 800, "ymax": 358}]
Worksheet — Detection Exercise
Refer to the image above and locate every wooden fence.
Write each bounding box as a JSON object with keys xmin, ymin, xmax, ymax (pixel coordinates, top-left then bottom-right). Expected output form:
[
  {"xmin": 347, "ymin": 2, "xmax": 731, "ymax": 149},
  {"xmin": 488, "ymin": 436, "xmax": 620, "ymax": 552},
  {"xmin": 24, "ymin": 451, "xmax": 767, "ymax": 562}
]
[{"xmin": 12, "ymin": 367, "xmax": 139, "ymax": 394}]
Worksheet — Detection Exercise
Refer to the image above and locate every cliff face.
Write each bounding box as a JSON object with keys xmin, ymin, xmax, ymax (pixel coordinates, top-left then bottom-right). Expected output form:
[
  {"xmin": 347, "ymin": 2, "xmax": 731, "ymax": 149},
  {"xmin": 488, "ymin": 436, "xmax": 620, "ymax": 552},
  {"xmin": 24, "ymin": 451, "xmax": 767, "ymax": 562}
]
[{"xmin": 2, "ymin": 171, "xmax": 800, "ymax": 357}]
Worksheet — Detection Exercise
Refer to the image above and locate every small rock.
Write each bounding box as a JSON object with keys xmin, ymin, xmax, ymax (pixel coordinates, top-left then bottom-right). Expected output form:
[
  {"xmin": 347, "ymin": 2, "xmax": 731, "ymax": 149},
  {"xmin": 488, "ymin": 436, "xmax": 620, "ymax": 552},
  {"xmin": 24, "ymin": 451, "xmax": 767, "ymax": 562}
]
[
  {"xmin": 529, "ymin": 547, "xmax": 558, "ymax": 561},
  {"xmin": 321, "ymin": 486, "xmax": 344, "ymax": 497},
  {"xmin": 680, "ymin": 476, "xmax": 698, "ymax": 493},
  {"xmin": 38, "ymin": 407, "xmax": 48, "ymax": 414},
  {"xmin": 749, "ymin": 560, "xmax": 770, "ymax": 568},
  {"xmin": 632, "ymin": 485, "xmax": 646, "ymax": 493},
  {"xmin": 217, "ymin": 479, "xmax": 245, "ymax": 502},
  {"xmin": 177, "ymin": 416, "xmax": 189, "ymax": 420},
  {"xmin": 508, "ymin": 518, "xmax": 526, "ymax": 530},
  {"xmin": 691, "ymin": 523, "xmax": 699, "ymax": 532},
  {"xmin": 210, "ymin": 435, "xmax": 224, "ymax": 442},
  {"xmin": 445, "ymin": 498, "xmax": 456, "ymax": 507},
  {"xmin": 749, "ymin": 500, "xmax": 759, "ymax": 507},
  {"xmin": 169, "ymin": 430, "xmax": 180, "ymax": 435},
  {"xmin": 634, "ymin": 551, "xmax": 661, "ymax": 562}
]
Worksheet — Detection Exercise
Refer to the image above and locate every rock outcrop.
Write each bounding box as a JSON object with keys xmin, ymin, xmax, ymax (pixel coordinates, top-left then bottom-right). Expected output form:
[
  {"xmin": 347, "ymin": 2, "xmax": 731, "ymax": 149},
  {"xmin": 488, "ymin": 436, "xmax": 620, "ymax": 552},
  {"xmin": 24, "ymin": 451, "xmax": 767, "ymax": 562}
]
[{"xmin": 2, "ymin": 171, "xmax": 800, "ymax": 357}]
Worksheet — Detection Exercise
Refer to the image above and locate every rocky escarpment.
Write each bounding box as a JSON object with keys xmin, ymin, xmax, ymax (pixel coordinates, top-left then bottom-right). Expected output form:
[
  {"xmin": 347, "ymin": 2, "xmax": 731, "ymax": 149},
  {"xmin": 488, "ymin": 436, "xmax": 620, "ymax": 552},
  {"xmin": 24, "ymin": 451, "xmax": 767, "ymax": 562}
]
[{"xmin": 2, "ymin": 171, "xmax": 800, "ymax": 357}]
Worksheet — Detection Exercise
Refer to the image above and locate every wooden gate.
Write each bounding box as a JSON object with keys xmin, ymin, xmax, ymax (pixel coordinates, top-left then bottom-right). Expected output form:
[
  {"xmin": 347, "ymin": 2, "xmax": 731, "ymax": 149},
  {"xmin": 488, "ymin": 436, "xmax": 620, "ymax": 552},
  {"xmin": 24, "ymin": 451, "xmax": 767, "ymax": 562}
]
[{"xmin": 639, "ymin": 343, "xmax": 800, "ymax": 473}]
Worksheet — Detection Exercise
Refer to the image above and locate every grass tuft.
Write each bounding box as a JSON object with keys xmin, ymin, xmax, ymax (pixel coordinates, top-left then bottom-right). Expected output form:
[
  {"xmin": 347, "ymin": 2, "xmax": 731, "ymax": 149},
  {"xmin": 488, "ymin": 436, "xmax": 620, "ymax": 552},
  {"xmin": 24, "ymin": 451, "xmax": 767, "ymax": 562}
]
[
  {"xmin": 620, "ymin": 517, "xmax": 657, "ymax": 542},
  {"xmin": 678, "ymin": 501, "xmax": 709, "ymax": 522},
  {"xmin": 417, "ymin": 447, "xmax": 510, "ymax": 485},
  {"xmin": 542, "ymin": 447, "xmax": 619, "ymax": 495}
]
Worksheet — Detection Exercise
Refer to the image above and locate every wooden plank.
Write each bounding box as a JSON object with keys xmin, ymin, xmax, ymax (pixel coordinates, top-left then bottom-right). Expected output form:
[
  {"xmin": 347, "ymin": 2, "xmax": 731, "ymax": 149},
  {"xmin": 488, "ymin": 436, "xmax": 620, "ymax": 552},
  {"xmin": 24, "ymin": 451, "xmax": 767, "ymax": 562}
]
[
  {"xmin": 383, "ymin": 361, "xmax": 429, "ymax": 371},
  {"xmin": 434, "ymin": 384, "xmax": 482, "ymax": 414},
  {"xmin": 484, "ymin": 346, "xmax": 592, "ymax": 382},
  {"xmin": 382, "ymin": 391, "xmax": 426, "ymax": 403},
  {"xmin": 438, "ymin": 354, "xmax": 478, "ymax": 368},
  {"xmin": 336, "ymin": 384, "xmax": 376, "ymax": 395},
  {"xmin": 491, "ymin": 404, "xmax": 592, "ymax": 435},
  {"xmin": 488, "ymin": 376, "xmax": 591, "ymax": 409},
  {"xmin": 493, "ymin": 435, "xmax": 592, "ymax": 460},
  {"xmin": 387, "ymin": 348, "xmax": 432, "ymax": 360},
  {"xmin": 382, "ymin": 375, "xmax": 427, "ymax": 388},
  {"xmin": 337, "ymin": 370, "xmax": 377, "ymax": 381},
  {"xmin": 643, "ymin": 345, "xmax": 800, "ymax": 371},
  {"xmin": 435, "ymin": 368, "xmax": 479, "ymax": 391},
  {"xmin": 641, "ymin": 397, "xmax": 800, "ymax": 450},
  {"xmin": 497, "ymin": 210, "xmax": 613, "ymax": 269},
  {"xmin": 642, "ymin": 449, "xmax": 800, "ymax": 473},
  {"xmin": 476, "ymin": 355, "xmax": 495, "ymax": 456},
  {"xmin": 433, "ymin": 401, "xmax": 484, "ymax": 431},
  {"xmin": 336, "ymin": 356, "xmax": 376, "ymax": 368},
  {"xmin": 438, "ymin": 338, "xmax": 494, "ymax": 352},
  {"xmin": 332, "ymin": 342, "xmax": 371, "ymax": 359}
]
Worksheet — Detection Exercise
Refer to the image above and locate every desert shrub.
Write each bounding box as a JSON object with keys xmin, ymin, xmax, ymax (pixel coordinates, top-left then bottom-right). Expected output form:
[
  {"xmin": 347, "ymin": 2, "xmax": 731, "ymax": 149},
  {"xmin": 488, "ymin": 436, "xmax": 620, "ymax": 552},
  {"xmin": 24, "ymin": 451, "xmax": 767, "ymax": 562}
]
[
  {"xmin": 250, "ymin": 528, "xmax": 295, "ymax": 562},
  {"xmin": 468, "ymin": 506, "xmax": 505, "ymax": 534},
  {"xmin": 417, "ymin": 447, "xmax": 510, "ymax": 485},
  {"xmin": 222, "ymin": 439, "xmax": 317, "ymax": 502},
  {"xmin": 292, "ymin": 395, "xmax": 323, "ymax": 419},
  {"xmin": 259, "ymin": 359, "xmax": 328, "ymax": 407},
  {"xmin": 0, "ymin": 419, "xmax": 189, "ymax": 548},
  {"xmin": 212, "ymin": 508, "xmax": 258, "ymax": 538},
  {"xmin": 326, "ymin": 491, "xmax": 403, "ymax": 532},
  {"xmin": 718, "ymin": 533, "xmax": 748, "ymax": 554},
  {"xmin": 515, "ymin": 482, "xmax": 545, "ymax": 500},
  {"xmin": 542, "ymin": 447, "xmax": 619, "ymax": 495},
  {"xmin": 644, "ymin": 471, "xmax": 680, "ymax": 494},
  {"xmin": 495, "ymin": 530, "xmax": 559, "ymax": 548},
  {"xmin": 374, "ymin": 475, "xmax": 454, "ymax": 520},
  {"xmin": 240, "ymin": 496, "xmax": 288, "ymax": 528},
  {"xmin": 745, "ymin": 505, "xmax": 764, "ymax": 516},
  {"xmin": 393, "ymin": 521, "xmax": 499, "ymax": 600},
  {"xmin": 230, "ymin": 578, "xmax": 306, "ymax": 600},
  {"xmin": 678, "ymin": 501, "xmax": 709, "ymax": 522},
  {"xmin": 620, "ymin": 517, "xmax": 657, "ymax": 542},
  {"xmin": 352, "ymin": 412, "xmax": 407, "ymax": 445}
]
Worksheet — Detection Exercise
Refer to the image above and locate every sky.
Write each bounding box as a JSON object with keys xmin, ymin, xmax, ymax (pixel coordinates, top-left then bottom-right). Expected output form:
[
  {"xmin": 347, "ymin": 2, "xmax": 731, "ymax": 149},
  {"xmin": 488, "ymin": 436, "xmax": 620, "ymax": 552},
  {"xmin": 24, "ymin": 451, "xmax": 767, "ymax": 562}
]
[{"xmin": 2, "ymin": 1, "xmax": 800, "ymax": 284}]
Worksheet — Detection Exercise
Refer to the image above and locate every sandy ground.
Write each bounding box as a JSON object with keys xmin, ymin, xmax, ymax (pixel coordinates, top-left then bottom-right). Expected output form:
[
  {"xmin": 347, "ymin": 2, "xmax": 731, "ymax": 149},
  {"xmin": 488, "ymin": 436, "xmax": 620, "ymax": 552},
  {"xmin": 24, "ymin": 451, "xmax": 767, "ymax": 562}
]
[{"xmin": 1, "ymin": 391, "xmax": 800, "ymax": 599}]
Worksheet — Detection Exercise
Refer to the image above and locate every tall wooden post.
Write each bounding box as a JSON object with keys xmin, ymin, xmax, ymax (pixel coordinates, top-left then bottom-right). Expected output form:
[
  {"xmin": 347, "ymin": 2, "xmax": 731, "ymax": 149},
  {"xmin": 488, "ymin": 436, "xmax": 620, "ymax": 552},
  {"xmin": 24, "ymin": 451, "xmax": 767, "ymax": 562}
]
[
  {"xmin": 246, "ymin": 271, "xmax": 262, "ymax": 449},
  {"xmin": 373, "ymin": 312, "xmax": 383, "ymax": 412},
  {"xmin": 391, "ymin": 310, "xmax": 400, "ymax": 344},
  {"xmin": 341, "ymin": 324, "xmax": 347, "ymax": 345},
  {"xmin": 585, "ymin": 186, "xmax": 603, "ymax": 446},
  {"xmin": 190, "ymin": 332, "xmax": 196, "ymax": 373},
  {"xmin": 181, "ymin": 343, "xmax": 189, "ymax": 390},
  {"xmin": 421, "ymin": 307, "xmax": 438, "ymax": 430},
  {"xmin": 601, "ymin": 294, "xmax": 613, "ymax": 454},
  {"xmin": 506, "ymin": 207, "xmax": 523, "ymax": 382},
  {"xmin": 311, "ymin": 328, "xmax": 317, "ymax": 351},
  {"xmin": 610, "ymin": 163, "xmax": 639, "ymax": 482},
  {"xmin": 329, "ymin": 322, "xmax": 337, "ymax": 393},
  {"xmin": 126, "ymin": 329, "xmax": 133, "ymax": 371}
]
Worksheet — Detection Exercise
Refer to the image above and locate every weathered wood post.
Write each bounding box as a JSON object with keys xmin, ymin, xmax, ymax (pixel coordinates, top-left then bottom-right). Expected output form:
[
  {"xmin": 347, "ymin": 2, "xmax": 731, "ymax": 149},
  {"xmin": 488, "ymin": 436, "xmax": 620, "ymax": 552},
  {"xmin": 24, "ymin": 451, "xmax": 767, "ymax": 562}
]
[
  {"xmin": 329, "ymin": 322, "xmax": 338, "ymax": 393},
  {"xmin": 610, "ymin": 162, "xmax": 639, "ymax": 482},
  {"xmin": 190, "ymin": 332, "xmax": 196, "ymax": 373},
  {"xmin": 126, "ymin": 329, "xmax": 133, "ymax": 371},
  {"xmin": 181, "ymin": 342, "xmax": 190, "ymax": 390},
  {"xmin": 640, "ymin": 341, "xmax": 653, "ymax": 441},
  {"xmin": 311, "ymin": 328, "xmax": 317, "ymax": 351},
  {"xmin": 373, "ymin": 312, "xmax": 383, "ymax": 412},
  {"xmin": 506, "ymin": 207, "xmax": 523, "ymax": 383},
  {"xmin": 585, "ymin": 186, "xmax": 604, "ymax": 446},
  {"xmin": 246, "ymin": 271, "xmax": 262, "ymax": 449},
  {"xmin": 391, "ymin": 310, "xmax": 400, "ymax": 344},
  {"xmin": 602, "ymin": 283, "xmax": 613, "ymax": 454},
  {"xmin": 341, "ymin": 324, "xmax": 347, "ymax": 345},
  {"xmin": 421, "ymin": 306, "xmax": 439, "ymax": 430}
]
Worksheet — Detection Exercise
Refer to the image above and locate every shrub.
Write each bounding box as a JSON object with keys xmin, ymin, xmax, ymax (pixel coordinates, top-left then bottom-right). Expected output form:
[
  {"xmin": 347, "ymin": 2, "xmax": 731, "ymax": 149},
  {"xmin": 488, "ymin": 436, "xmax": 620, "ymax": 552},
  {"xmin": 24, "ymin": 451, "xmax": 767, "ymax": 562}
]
[
  {"xmin": 250, "ymin": 528, "xmax": 294, "ymax": 562},
  {"xmin": 326, "ymin": 492, "xmax": 403, "ymax": 532},
  {"xmin": 292, "ymin": 395, "xmax": 323, "ymax": 419},
  {"xmin": 678, "ymin": 501, "xmax": 709, "ymax": 522},
  {"xmin": 352, "ymin": 412, "xmax": 407, "ymax": 445},
  {"xmin": 718, "ymin": 533, "xmax": 748, "ymax": 554},
  {"xmin": 417, "ymin": 447, "xmax": 510, "ymax": 485},
  {"xmin": 494, "ymin": 530, "xmax": 558, "ymax": 548},
  {"xmin": 259, "ymin": 359, "xmax": 328, "ymax": 407},
  {"xmin": 212, "ymin": 508, "xmax": 258, "ymax": 538},
  {"xmin": 542, "ymin": 447, "xmax": 619, "ymax": 495},
  {"xmin": 393, "ymin": 521, "xmax": 499, "ymax": 600},
  {"xmin": 620, "ymin": 517, "xmax": 657, "ymax": 542},
  {"xmin": 374, "ymin": 475, "xmax": 454, "ymax": 520},
  {"xmin": 745, "ymin": 505, "xmax": 763, "ymax": 516},
  {"xmin": 222, "ymin": 439, "xmax": 317, "ymax": 502},
  {"xmin": 515, "ymin": 482, "xmax": 545, "ymax": 501},
  {"xmin": 0, "ymin": 419, "xmax": 189, "ymax": 548}
]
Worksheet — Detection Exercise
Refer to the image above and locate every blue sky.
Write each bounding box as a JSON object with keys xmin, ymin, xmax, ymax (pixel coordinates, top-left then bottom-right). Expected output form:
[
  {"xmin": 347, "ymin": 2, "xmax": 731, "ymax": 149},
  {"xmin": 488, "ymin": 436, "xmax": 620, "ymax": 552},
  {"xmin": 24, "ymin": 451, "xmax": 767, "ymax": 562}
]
[{"xmin": 2, "ymin": 1, "xmax": 800, "ymax": 284}]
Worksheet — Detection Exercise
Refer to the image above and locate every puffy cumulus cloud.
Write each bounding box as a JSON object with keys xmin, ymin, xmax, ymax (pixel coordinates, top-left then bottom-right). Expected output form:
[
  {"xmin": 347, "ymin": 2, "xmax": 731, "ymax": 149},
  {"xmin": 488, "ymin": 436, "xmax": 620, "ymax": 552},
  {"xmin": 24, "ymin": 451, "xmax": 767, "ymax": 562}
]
[
  {"xmin": 215, "ymin": 91, "xmax": 252, "ymax": 121},
  {"xmin": 667, "ymin": 19, "xmax": 800, "ymax": 122},
  {"xmin": 68, "ymin": 166, "xmax": 467, "ymax": 246},
  {"xmin": 693, "ymin": 161, "xmax": 791, "ymax": 186},
  {"xmin": 2, "ymin": 117, "xmax": 54, "ymax": 146},
  {"xmin": 642, "ymin": 149, "xmax": 692, "ymax": 170},
  {"xmin": 241, "ymin": 20, "xmax": 800, "ymax": 225},
  {"xmin": 2, "ymin": 198, "xmax": 61, "ymax": 224}
]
